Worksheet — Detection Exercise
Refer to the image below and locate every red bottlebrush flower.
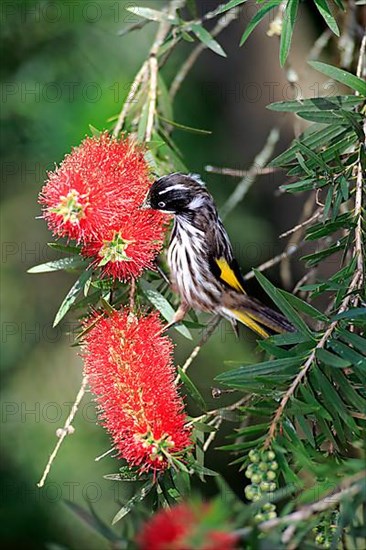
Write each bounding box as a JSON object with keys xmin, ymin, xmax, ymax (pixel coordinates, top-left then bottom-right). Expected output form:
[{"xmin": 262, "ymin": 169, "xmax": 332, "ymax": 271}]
[
  {"xmin": 138, "ymin": 501, "xmax": 239, "ymax": 550},
  {"xmin": 83, "ymin": 310, "xmax": 191, "ymax": 473},
  {"xmin": 39, "ymin": 134, "xmax": 166, "ymax": 279},
  {"xmin": 81, "ymin": 209, "xmax": 166, "ymax": 281}
]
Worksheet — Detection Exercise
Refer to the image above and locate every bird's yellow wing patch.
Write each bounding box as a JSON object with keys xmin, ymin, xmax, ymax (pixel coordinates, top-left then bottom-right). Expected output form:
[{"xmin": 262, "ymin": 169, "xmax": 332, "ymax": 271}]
[
  {"xmin": 215, "ymin": 258, "xmax": 245, "ymax": 293},
  {"xmin": 230, "ymin": 309, "xmax": 269, "ymax": 338}
]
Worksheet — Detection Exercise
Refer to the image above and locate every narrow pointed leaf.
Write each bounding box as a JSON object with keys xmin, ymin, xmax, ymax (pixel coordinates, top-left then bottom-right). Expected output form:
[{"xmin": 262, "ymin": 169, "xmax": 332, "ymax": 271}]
[
  {"xmin": 177, "ymin": 367, "xmax": 206, "ymax": 411},
  {"xmin": 254, "ymin": 270, "xmax": 314, "ymax": 338},
  {"xmin": 309, "ymin": 61, "xmax": 366, "ymax": 95},
  {"xmin": 191, "ymin": 24, "xmax": 227, "ymax": 57},
  {"xmin": 112, "ymin": 480, "xmax": 154, "ymax": 524},
  {"xmin": 313, "ymin": 0, "xmax": 340, "ymax": 35},
  {"xmin": 53, "ymin": 270, "xmax": 92, "ymax": 327},
  {"xmin": 140, "ymin": 280, "xmax": 192, "ymax": 340},
  {"xmin": 240, "ymin": 0, "xmax": 281, "ymax": 46},
  {"xmin": 280, "ymin": 0, "xmax": 299, "ymax": 66},
  {"xmin": 28, "ymin": 256, "xmax": 87, "ymax": 273}
]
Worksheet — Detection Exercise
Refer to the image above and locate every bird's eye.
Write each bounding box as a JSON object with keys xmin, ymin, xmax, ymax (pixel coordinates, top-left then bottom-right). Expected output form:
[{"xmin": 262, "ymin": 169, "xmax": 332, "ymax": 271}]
[{"xmin": 158, "ymin": 201, "xmax": 166, "ymax": 208}]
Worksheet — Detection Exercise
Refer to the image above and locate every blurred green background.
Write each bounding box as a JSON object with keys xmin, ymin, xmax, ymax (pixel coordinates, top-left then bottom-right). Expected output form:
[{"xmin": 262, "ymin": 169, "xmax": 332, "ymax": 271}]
[{"xmin": 1, "ymin": 1, "xmax": 320, "ymax": 548}]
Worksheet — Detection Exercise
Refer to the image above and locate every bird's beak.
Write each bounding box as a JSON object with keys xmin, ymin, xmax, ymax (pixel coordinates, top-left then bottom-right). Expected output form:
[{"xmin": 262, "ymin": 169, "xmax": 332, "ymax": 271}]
[{"xmin": 140, "ymin": 194, "xmax": 151, "ymax": 210}]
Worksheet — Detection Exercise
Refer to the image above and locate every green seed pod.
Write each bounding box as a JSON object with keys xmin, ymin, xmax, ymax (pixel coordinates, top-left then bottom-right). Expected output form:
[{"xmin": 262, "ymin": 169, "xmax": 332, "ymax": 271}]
[
  {"xmin": 260, "ymin": 481, "xmax": 271, "ymax": 492},
  {"xmin": 251, "ymin": 473, "xmax": 261, "ymax": 484},
  {"xmin": 249, "ymin": 449, "xmax": 260, "ymax": 463},
  {"xmin": 263, "ymin": 502, "xmax": 276, "ymax": 512},
  {"xmin": 265, "ymin": 450, "xmax": 276, "ymax": 461},
  {"xmin": 259, "ymin": 461, "xmax": 268, "ymax": 472}
]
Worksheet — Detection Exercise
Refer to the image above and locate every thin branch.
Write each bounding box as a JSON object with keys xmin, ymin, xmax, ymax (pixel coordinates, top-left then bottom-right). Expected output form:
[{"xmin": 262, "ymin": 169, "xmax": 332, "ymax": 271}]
[
  {"xmin": 205, "ymin": 166, "xmax": 281, "ymax": 177},
  {"xmin": 187, "ymin": 395, "xmax": 250, "ymax": 427},
  {"xmin": 113, "ymin": 0, "xmax": 186, "ymax": 138},
  {"xmin": 37, "ymin": 375, "xmax": 88, "ymax": 487},
  {"xmin": 279, "ymin": 209, "xmax": 322, "ymax": 239},
  {"xmin": 265, "ymin": 269, "xmax": 361, "ymax": 447},
  {"xmin": 113, "ymin": 63, "xmax": 147, "ymax": 137},
  {"xmin": 280, "ymin": 193, "xmax": 316, "ymax": 288},
  {"xmin": 235, "ymin": 472, "xmax": 365, "ymax": 539},
  {"xmin": 243, "ymin": 243, "xmax": 301, "ymax": 282},
  {"xmin": 170, "ymin": 10, "xmax": 238, "ymax": 100},
  {"xmin": 175, "ymin": 315, "xmax": 221, "ymax": 383},
  {"xmin": 129, "ymin": 278, "xmax": 136, "ymax": 310},
  {"xmin": 354, "ymin": 33, "xmax": 366, "ymax": 290},
  {"xmin": 220, "ymin": 128, "xmax": 280, "ymax": 220}
]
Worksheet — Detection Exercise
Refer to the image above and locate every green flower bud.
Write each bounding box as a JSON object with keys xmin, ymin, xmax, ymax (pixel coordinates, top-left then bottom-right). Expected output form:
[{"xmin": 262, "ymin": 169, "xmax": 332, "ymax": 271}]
[
  {"xmin": 251, "ymin": 473, "xmax": 261, "ymax": 484},
  {"xmin": 267, "ymin": 511, "xmax": 277, "ymax": 520},
  {"xmin": 264, "ymin": 450, "xmax": 276, "ymax": 461},
  {"xmin": 254, "ymin": 513, "xmax": 265, "ymax": 523},
  {"xmin": 269, "ymin": 461, "xmax": 279, "ymax": 471},
  {"xmin": 263, "ymin": 502, "xmax": 276, "ymax": 512},
  {"xmin": 266, "ymin": 470, "xmax": 277, "ymax": 481},
  {"xmin": 259, "ymin": 461, "xmax": 268, "ymax": 471},
  {"xmin": 249, "ymin": 449, "xmax": 260, "ymax": 463},
  {"xmin": 260, "ymin": 481, "xmax": 271, "ymax": 492},
  {"xmin": 268, "ymin": 482, "xmax": 277, "ymax": 492}
]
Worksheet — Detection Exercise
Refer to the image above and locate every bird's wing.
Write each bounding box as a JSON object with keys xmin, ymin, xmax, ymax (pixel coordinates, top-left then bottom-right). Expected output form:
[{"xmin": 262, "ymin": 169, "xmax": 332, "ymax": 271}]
[
  {"xmin": 211, "ymin": 257, "xmax": 246, "ymax": 293},
  {"xmin": 206, "ymin": 217, "xmax": 247, "ymax": 294}
]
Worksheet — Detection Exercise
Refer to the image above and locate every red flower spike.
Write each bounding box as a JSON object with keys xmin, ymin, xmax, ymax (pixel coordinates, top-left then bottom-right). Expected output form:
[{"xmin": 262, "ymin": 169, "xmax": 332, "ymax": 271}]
[
  {"xmin": 81, "ymin": 209, "xmax": 166, "ymax": 281},
  {"xmin": 138, "ymin": 501, "xmax": 239, "ymax": 550},
  {"xmin": 40, "ymin": 134, "xmax": 167, "ymax": 279},
  {"xmin": 83, "ymin": 310, "xmax": 191, "ymax": 473}
]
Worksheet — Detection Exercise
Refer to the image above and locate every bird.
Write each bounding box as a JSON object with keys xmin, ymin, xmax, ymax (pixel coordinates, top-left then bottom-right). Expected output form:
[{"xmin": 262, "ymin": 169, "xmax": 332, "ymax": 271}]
[{"xmin": 142, "ymin": 173, "xmax": 295, "ymax": 337}]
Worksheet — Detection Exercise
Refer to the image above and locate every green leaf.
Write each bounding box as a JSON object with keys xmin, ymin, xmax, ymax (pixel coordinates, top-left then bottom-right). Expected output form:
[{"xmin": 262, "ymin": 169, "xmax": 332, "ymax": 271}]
[
  {"xmin": 301, "ymin": 240, "xmax": 346, "ymax": 267},
  {"xmin": 158, "ymin": 115, "xmax": 212, "ymax": 135},
  {"xmin": 267, "ymin": 95, "xmax": 363, "ymax": 112},
  {"xmin": 280, "ymin": 0, "xmax": 299, "ymax": 67},
  {"xmin": 305, "ymin": 213, "xmax": 354, "ymax": 241},
  {"xmin": 177, "ymin": 367, "xmax": 206, "ymax": 411},
  {"xmin": 254, "ymin": 270, "xmax": 314, "ymax": 338},
  {"xmin": 316, "ymin": 348, "xmax": 351, "ymax": 368},
  {"xmin": 240, "ymin": 0, "xmax": 281, "ymax": 46},
  {"xmin": 139, "ymin": 280, "xmax": 192, "ymax": 340},
  {"xmin": 339, "ymin": 330, "xmax": 366, "ymax": 355},
  {"xmin": 64, "ymin": 500, "xmax": 120, "ymax": 542},
  {"xmin": 28, "ymin": 256, "xmax": 87, "ymax": 273},
  {"xmin": 328, "ymin": 340, "xmax": 366, "ymax": 368},
  {"xmin": 271, "ymin": 124, "xmax": 347, "ymax": 166},
  {"xmin": 214, "ymin": 0, "xmax": 249, "ymax": 15},
  {"xmin": 112, "ymin": 480, "xmax": 154, "ymax": 525},
  {"xmin": 190, "ymin": 24, "xmax": 227, "ymax": 57},
  {"xmin": 48, "ymin": 242, "xmax": 81, "ymax": 255},
  {"xmin": 217, "ymin": 357, "xmax": 303, "ymax": 386},
  {"xmin": 332, "ymin": 307, "xmax": 366, "ymax": 321},
  {"xmin": 309, "ymin": 61, "xmax": 366, "ymax": 95},
  {"xmin": 279, "ymin": 290, "xmax": 328, "ymax": 322},
  {"xmin": 126, "ymin": 6, "xmax": 178, "ymax": 23},
  {"xmin": 313, "ymin": 0, "xmax": 340, "ymax": 35},
  {"xmin": 157, "ymin": 74, "xmax": 173, "ymax": 121},
  {"xmin": 53, "ymin": 270, "xmax": 92, "ymax": 327},
  {"xmin": 137, "ymin": 102, "xmax": 149, "ymax": 142}
]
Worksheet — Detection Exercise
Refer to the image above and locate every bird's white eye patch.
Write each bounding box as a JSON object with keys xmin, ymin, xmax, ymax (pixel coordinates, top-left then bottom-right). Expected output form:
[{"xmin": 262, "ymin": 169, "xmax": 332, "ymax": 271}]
[
  {"xmin": 159, "ymin": 185, "xmax": 188, "ymax": 195},
  {"xmin": 189, "ymin": 196, "xmax": 205, "ymax": 209},
  {"xmin": 158, "ymin": 201, "xmax": 166, "ymax": 208}
]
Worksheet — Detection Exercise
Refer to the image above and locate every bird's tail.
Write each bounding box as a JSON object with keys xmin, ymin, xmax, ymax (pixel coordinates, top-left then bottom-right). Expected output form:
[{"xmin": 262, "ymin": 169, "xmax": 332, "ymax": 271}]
[{"xmin": 223, "ymin": 299, "xmax": 295, "ymax": 338}]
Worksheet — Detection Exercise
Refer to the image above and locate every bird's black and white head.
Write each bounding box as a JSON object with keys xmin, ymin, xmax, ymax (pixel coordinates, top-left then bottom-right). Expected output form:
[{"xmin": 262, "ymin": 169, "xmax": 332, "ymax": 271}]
[{"xmin": 143, "ymin": 173, "xmax": 214, "ymax": 217}]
